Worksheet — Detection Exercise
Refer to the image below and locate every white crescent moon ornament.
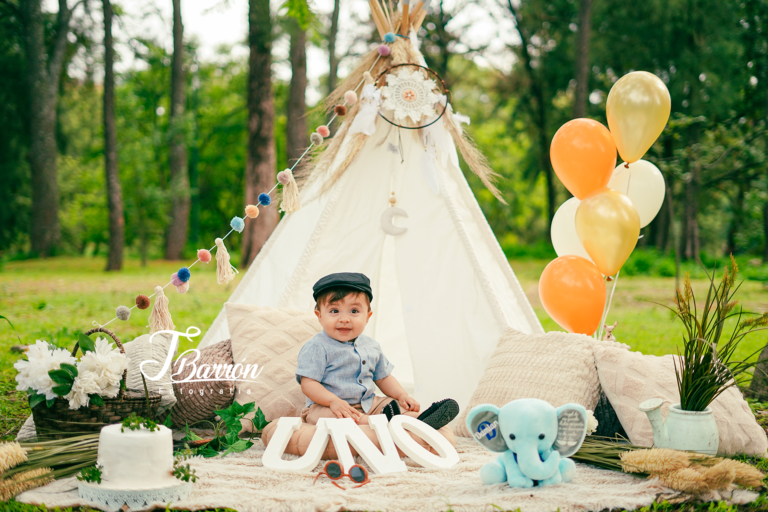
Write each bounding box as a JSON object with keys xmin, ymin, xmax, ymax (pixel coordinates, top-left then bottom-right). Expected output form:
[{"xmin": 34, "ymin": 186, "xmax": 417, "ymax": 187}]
[{"xmin": 381, "ymin": 207, "xmax": 409, "ymax": 236}]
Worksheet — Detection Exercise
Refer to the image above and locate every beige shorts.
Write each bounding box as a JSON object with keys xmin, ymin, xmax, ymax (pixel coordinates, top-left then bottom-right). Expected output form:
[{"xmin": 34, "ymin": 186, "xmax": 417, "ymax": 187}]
[{"xmin": 301, "ymin": 395, "xmax": 419, "ymax": 425}]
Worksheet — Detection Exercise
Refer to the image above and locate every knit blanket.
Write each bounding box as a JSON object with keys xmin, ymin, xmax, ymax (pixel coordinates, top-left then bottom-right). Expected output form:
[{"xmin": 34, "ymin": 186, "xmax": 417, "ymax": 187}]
[{"xmin": 16, "ymin": 438, "xmax": 757, "ymax": 512}]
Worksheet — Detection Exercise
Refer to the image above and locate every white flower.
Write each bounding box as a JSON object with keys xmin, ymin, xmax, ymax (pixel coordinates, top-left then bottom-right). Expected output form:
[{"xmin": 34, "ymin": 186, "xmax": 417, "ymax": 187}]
[
  {"xmin": 14, "ymin": 340, "xmax": 77, "ymax": 400},
  {"xmin": 586, "ymin": 410, "xmax": 599, "ymax": 435},
  {"xmin": 78, "ymin": 337, "xmax": 128, "ymax": 396},
  {"xmin": 65, "ymin": 371, "xmax": 102, "ymax": 410}
]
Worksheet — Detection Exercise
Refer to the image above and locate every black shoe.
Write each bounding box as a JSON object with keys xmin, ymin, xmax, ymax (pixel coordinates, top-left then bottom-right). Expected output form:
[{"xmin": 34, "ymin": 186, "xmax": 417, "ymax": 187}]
[
  {"xmin": 383, "ymin": 400, "xmax": 401, "ymax": 421},
  {"xmin": 417, "ymin": 399, "xmax": 459, "ymax": 430}
]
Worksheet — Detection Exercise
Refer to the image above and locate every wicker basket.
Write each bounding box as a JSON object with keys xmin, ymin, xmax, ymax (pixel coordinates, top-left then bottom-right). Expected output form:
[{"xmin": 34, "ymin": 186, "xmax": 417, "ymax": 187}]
[{"xmin": 30, "ymin": 327, "xmax": 162, "ymax": 438}]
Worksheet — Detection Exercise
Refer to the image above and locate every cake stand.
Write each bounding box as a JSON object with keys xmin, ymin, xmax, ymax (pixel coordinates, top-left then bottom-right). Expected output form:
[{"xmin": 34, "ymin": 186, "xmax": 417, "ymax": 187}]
[{"xmin": 78, "ymin": 480, "xmax": 193, "ymax": 511}]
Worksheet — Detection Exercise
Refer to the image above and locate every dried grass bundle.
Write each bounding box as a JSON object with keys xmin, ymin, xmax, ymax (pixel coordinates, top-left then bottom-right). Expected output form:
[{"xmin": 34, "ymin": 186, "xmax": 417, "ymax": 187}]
[
  {"xmin": 0, "ymin": 467, "xmax": 53, "ymax": 501},
  {"xmin": 0, "ymin": 442, "xmax": 27, "ymax": 472},
  {"xmin": 657, "ymin": 467, "xmax": 710, "ymax": 494},
  {"xmin": 620, "ymin": 448, "xmax": 691, "ymax": 474}
]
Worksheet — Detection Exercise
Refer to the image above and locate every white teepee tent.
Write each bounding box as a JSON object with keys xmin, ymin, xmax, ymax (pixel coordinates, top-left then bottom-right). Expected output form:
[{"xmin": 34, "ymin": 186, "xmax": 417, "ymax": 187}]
[{"xmin": 198, "ymin": 32, "xmax": 543, "ymax": 412}]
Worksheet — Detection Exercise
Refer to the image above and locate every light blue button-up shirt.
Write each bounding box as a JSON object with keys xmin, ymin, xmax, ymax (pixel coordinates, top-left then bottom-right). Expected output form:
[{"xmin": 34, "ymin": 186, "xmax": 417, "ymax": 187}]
[{"xmin": 295, "ymin": 330, "xmax": 394, "ymax": 413}]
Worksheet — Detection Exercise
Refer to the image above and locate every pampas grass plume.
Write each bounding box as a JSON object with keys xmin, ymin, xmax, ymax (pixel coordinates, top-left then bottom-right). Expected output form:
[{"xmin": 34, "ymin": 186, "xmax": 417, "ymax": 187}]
[
  {"xmin": 657, "ymin": 467, "xmax": 709, "ymax": 493},
  {"xmin": 699, "ymin": 461, "xmax": 736, "ymax": 491},
  {"xmin": 716, "ymin": 458, "xmax": 765, "ymax": 488},
  {"xmin": 620, "ymin": 449, "xmax": 691, "ymax": 474},
  {"xmin": 0, "ymin": 467, "xmax": 53, "ymax": 501},
  {"xmin": 0, "ymin": 442, "xmax": 26, "ymax": 472}
]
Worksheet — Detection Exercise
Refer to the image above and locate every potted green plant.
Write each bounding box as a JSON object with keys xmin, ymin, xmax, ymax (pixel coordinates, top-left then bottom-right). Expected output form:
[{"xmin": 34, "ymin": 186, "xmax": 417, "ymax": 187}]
[{"xmin": 640, "ymin": 256, "xmax": 768, "ymax": 455}]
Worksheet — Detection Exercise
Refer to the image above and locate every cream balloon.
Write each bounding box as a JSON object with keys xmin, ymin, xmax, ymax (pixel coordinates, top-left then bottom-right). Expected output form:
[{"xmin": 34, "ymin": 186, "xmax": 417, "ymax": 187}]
[
  {"xmin": 551, "ymin": 198, "xmax": 593, "ymax": 262},
  {"xmin": 608, "ymin": 160, "xmax": 666, "ymax": 228}
]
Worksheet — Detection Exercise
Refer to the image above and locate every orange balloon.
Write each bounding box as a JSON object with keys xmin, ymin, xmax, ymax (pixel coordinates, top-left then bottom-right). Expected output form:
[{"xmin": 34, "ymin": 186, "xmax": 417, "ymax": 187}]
[
  {"xmin": 550, "ymin": 119, "xmax": 617, "ymax": 199},
  {"xmin": 539, "ymin": 256, "xmax": 606, "ymax": 335}
]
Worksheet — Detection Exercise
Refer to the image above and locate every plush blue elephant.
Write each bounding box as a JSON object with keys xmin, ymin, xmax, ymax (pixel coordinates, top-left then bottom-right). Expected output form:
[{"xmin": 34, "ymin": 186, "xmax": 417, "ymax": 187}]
[{"xmin": 466, "ymin": 398, "xmax": 587, "ymax": 488}]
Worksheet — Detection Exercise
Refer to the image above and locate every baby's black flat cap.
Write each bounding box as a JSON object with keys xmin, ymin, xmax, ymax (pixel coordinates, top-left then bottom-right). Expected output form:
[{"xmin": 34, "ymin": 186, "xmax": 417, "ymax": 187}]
[{"xmin": 312, "ymin": 272, "xmax": 373, "ymax": 303}]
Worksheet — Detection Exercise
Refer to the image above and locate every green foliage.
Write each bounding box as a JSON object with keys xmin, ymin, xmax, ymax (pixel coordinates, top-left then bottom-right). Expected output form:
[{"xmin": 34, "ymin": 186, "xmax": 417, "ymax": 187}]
[
  {"xmin": 666, "ymin": 257, "xmax": 768, "ymax": 411},
  {"xmin": 280, "ymin": 0, "xmax": 315, "ymax": 30},
  {"xmin": 171, "ymin": 461, "xmax": 197, "ymax": 483},
  {"xmin": 177, "ymin": 401, "xmax": 268, "ymax": 459},
  {"xmin": 76, "ymin": 465, "xmax": 103, "ymax": 484},
  {"xmin": 77, "ymin": 334, "xmax": 95, "ymax": 355},
  {"xmin": 121, "ymin": 413, "xmax": 159, "ymax": 433}
]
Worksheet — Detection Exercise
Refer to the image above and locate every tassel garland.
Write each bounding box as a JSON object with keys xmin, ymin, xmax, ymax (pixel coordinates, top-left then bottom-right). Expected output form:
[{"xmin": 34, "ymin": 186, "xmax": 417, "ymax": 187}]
[
  {"xmin": 278, "ymin": 169, "xmax": 302, "ymax": 213},
  {"xmin": 215, "ymin": 238, "xmax": 239, "ymax": 285},
  {"xmin": 149, "ymin": 286, "xmax": 175, "ymax": 334}
]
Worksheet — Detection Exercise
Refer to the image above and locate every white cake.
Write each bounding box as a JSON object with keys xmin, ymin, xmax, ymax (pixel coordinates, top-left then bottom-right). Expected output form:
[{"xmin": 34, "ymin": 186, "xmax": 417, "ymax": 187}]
[{"xmin": 96, "ymin": 424, "xmax": 177, "ymax": 490}]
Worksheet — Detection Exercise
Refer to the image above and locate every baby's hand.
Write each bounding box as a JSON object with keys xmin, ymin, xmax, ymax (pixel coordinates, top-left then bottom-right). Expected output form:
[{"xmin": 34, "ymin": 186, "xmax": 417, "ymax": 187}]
[
  {"xmin": 330, "ymin": 398, "xmax": 362, "ymax": 421},
  {"xmin": 398, "ymin": 394, "xmax": 420, "ymax": 412}
]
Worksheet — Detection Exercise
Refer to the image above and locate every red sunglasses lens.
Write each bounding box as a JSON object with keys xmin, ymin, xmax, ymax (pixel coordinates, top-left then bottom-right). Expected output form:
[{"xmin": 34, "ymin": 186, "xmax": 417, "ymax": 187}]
[
  {"xmin": 326, "ymin": 462, "xmax": 342, "ymax": 479},
  {"xmin": 349, "ymin": 466, "xmax": 366, "ymax": 483}
]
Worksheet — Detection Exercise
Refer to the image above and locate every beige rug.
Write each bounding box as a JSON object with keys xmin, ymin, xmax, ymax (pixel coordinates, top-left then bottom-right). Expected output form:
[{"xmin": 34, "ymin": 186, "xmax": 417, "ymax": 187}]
[{"xmin": 14, "ymin": 438, "xmax": 734, "ymax": 512}]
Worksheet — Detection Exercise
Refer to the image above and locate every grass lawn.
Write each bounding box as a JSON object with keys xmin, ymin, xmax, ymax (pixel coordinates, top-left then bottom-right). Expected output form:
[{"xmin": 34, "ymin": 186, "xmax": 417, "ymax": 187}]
[{"xmin": 1, "ymin": 255, "xmax": 768, "ymax": 511}]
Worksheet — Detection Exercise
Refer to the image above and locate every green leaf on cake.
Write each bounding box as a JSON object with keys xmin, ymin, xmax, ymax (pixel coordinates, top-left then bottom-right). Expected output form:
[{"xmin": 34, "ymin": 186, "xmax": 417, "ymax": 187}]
[
  {"xmin": 52, "ymin": 384, "xmax": 73, "ymax": 396},
  {"xmin": 49, "ymin": 368, "xmax": 75, "ymax": 385},
  {"xmin": 78, "ymin": 333, "xmax": 96, "ymax": 354},
  {"xmin": 252, "ymin": 407, "xmax": 269, "ymax": 431},
  {"xmin": 60, "ymin": 363, "xmax": 78, "ymax": 379},
  {"xmin": 90, "ymin": 394, "xmax": 104, "ymax": 406},
  {"xmin": 28, "ymin": 392, "xmax": 46, "ymax": 409}
]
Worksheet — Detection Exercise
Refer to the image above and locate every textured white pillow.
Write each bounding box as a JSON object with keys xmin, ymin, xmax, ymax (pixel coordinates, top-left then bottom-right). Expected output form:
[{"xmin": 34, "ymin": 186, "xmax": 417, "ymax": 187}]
[
  {"xmin": 455, "ymin": 328, "xmax": 625, "ymax": 437},
  {"xmin": 594, "ymin": 346, "xmax": 768, "ymax": 457},
  {"xmin": 123, "ymin": 333, "xmax": 177, "ymax": 415}
]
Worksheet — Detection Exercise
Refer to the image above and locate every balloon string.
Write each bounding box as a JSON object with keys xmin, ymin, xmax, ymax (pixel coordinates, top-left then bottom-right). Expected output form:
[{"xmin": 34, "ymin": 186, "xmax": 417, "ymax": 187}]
[{"xmin": 597, "ymin": 271, "xmax": 620, "ymax": 340}]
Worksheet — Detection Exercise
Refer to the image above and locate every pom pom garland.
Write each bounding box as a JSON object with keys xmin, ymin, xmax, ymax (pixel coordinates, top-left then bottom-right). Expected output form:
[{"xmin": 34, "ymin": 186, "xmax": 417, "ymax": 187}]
[
  {"xmin": 310, "ymin": 132, "xmax": 324, "ymax": 145},
  {"xmin": 245, "ymin": 205, "xmax": 260, "ymax": 219},
  {"xmin": 171, "ymin": 272, "xmax": 183, "ymax": 287},
  {"xmin": 277, "ymin": 170, "xmax": 291, "ymax": 185},
  {"xmin": 384, "ymin": 32, "xmax": 396, "ymax": 43},
  {"xmin": 177, "ymin": 267, "xmax": 191, "ymax": 283},
  {"xmin": 116, "ymin": 305, "xmax": 131, "ymax": 321},
  {"xmin": 175, "ymin": 281, "xmax": 190, "ymax": 293},
  {"xmin": 136, "ymin": 295, "xmax": 150, "ymax": 310},
  {"xmin": 317, "ymin": 125, "xmax": 331, "ymax": 138},
  {"xmin": 197, "ymin": 249, "xmax": 212, "ymax": 263},
  {"xmin": 258, "ymin": 192, "xmax": 272, "ymax": 206},
  {"xmin": 334, "ymin": 105, "xmax": 347, "ymax": 117},
  {"xmin": 378, "ymin": 44, "xmax": 391, "ymax": 57},
  {"xmin": 149, "ymin": 286, "xmax": 175, "ymax": 334},
  {"xmin": 343, "ymin": 90, "xmax": 358, "ymax": 105},
  {"xmin": 230, "ymin": 216, "xmax": 245, "ymax": 233},
  {"xmin": 278, "ymin": 168, "xmax": 301, "ymax": 213}
]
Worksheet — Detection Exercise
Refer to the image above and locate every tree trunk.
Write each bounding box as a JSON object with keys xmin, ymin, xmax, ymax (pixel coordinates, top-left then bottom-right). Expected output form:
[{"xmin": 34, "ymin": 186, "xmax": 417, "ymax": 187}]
[
  {"xmin": 748, "ymin": 344, "xmax": 768, "ymax": 401},
  {"xmin": 764, "ymin": 198, "xmax": 768, "ymax": 263},
  {"xmin": 683, "ymin": 162, "xmax": 700, "ymax": 261},
  {"xmin": 242, "ymin": 0, "xmax": 279, "ymax": 267},
  {"xmin": 572, "ymin": 0, "xmax": 592, "ymax": 119},
  {"xmin": 287, "ymin": 19, "xmax": 307, "ymax": 164},
  {"xmin": 20, "ymin": 0, "xmax": 74, "ymax": 257},
  {"xmin": 103, "ymin": 0, "xmax": 123, "ymax": 271},
  {"xmin": 165, "ymin": 0, "xmax": 190, "ymax": 260},
  {"xmin": 327, "ymin": 0, "xmax": 340, "ymax": 95}
]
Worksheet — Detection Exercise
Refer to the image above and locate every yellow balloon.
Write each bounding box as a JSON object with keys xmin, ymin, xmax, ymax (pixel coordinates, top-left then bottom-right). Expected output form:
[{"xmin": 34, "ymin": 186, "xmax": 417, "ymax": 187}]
[
  {"xmin": 606, "ymin": 71, "xmax": 671, "ymax": 163},
  {"xmin": 575, "ymin": 188, "xmax": 640, "ymax": 276}
]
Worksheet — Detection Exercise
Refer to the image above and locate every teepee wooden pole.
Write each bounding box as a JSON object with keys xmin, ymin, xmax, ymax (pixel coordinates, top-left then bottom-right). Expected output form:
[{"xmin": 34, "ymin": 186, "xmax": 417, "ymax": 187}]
[
  {"xmin": 369, "ymin": 0, "xmax": 387, "ymax": 38},
  {"xmin": 413, "ymin": 9, "xmax": 428, "ymax": 33},
  {"xmin": 400, "ymin": 0, "xmax": 410, "ymax": 35},
  {"xmin": 409, "ymin": 0, "xmax": 423, "ymax": 24}
]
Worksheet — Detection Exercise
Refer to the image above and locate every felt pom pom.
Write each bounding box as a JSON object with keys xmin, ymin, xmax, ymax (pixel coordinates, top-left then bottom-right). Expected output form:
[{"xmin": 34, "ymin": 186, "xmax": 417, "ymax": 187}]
[
  {"xmin": 116, "ymin": 305, "xmax": 131, "ymax": 321},
  {"xmin": 277, "ymin": 170, "xmax": 291, "ymax": 185},
  {"xmin": 317, "ymin": 125, "xmax": 331, "ymax": 138},
  {"xmin": 171, "ymin": 272, "xmax": 183, "ymax": 286},
  {"xmin": 334, "ymin": 105, "xmax": 347, "ymax": 116},
  {"xmin": 149, "ymin": 286, "xmax": 175, "ymax": 334},
  {"xmin": 378, "ymin": 44, "xmax": 391, "ymax": 56},
  {"xmin": 177, "ymin": 267, "xmax": 191, "ymax": 283},
  {"xmin": 344, "ymin": 90, "xmax": 358, "ymax": 105},
  {"xmin": 384, "ymin": 32, "xmax": 396, "ymax": 43},
  {"xmin": 230, "ymin": 216, "xmax": 245, "ymax": 233},
  {"xmin": 175, "ymin": 281, "xmax": 189, "ymax": 293},
  {"xmin": 197, "ymin": 249, "xmax": 212, "ymax": 263},
  {"xmin": 258, "ymin": 192, "xmax": 271, "ymax": 206},
  {"xmin": 136, "ymin": 295, "xmax": 150, "ymax": 310},
  {"xmin": 310, "ymin": 132, "xmax": 323, "ymax": 145},
  {"xmin": 245, "ymin": 205, "xmax": 260, "ymax": 219}
]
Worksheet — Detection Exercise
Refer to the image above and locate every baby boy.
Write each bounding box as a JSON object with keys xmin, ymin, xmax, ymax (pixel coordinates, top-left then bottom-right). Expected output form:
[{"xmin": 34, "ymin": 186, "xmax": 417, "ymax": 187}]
[{"xmin": 295, "ymin": 272, "xmax": 459, "ymax": 430}]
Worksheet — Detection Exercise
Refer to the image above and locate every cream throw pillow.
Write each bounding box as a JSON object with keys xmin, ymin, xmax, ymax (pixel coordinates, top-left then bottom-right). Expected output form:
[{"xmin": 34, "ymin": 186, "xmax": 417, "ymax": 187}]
[
  {"xmin": 226, "ymin": 304, "xmax": 322, "ymax": 431},
  {"xmin": 454, "ymin": 328, "xmax": 623, "ymax": 437},
  {"xmin": 594, "ymin": 346, "xmax": 768, "ymax": 457},
  {"xmin": 123, "ymin": 333, "xmax": 177, "ymax": 415}
]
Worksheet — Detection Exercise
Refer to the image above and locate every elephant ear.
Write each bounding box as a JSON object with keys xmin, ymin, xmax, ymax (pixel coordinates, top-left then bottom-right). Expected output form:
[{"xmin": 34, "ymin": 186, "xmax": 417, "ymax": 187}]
[
  {"xmin": 466, "ymin": 404, "xmax": 507, "ymax": 453},
  {"xmin": 553, "ymin": 403, "xmax": 587, "ymax": 457}
]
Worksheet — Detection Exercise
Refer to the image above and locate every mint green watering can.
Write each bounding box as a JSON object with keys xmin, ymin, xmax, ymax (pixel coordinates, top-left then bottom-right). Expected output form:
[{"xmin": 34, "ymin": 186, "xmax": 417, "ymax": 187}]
[{"xmin": 639, "ymin": 398, "xmax": 719, "ymax": 456}]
